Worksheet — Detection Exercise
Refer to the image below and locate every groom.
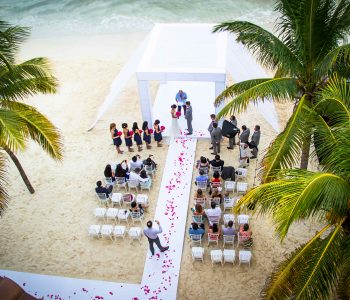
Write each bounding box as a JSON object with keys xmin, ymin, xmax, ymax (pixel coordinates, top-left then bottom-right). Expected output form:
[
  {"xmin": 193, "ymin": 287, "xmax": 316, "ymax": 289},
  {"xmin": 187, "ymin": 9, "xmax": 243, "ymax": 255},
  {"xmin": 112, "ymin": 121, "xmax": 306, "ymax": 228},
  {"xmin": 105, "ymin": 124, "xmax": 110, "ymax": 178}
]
[{"xmin": 185, "ymin": 101, "xmax": 193, "ymax": 135}]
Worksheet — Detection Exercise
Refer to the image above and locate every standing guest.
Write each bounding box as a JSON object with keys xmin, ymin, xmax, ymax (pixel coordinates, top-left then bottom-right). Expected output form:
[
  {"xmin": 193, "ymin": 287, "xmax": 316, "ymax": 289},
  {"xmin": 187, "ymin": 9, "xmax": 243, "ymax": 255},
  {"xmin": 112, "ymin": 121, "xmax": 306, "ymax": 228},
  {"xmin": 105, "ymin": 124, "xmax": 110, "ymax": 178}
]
[
  {"xmin": 251, "ymin": 125, "xmax": 261, "ymax": 158},
  {"xmin": 132, "ymin": 122, "xmax": 143, "ymax": 152},
  {"xmin": 185, "ymin": 101, "xmax": 193, "ymax": 135},
  {"xmin": 222, "ymin": 220, "xmax": 235, "ymax": 236},
  {"xmin": 122, "ymin": 123, "xmax": 134, "ymax": 152},
  {"xmin": 210, "ymin": 122, "xmax": 222, "ymax": 155},
  {"xmin": 239, "ymin": 141, "xmax": 251, "ymax": 168},
  {"xmin": 110, "ymin": 123, "xmax": 123, "ymax": 154},
  {"xmin": 143, "ymin": 220, "xmax": 169, "ymax": 256},
  {"xmin": 142, "ymin": 121, "xmax": 152, "ymax": 149},
  {"xmin": 104, "ymin": 164, "xmax": 115, "ymax": 181},
  {"xmin": 208, "ymin": 114, "xmax": 216, "ymax": 150},
  {"xmin": 175, "ymin": 89, "xmax": 187, "ymax": 115},
  {"xmin": 209, "ymin": 154, "xmax": 224, "ymax": 171},
  {"xmin": 95, "ymin": 180, "xmax": 112, "ymax": 196},
  {"xmin": 238, "ymin": 125, "xmax": 250, "ymax": 144},
  {"xmin": 153, "ymin": 119, "xmax": 163, "ymax": 147},
  {"xmin": 227, "ymin": 115, "xmax": 238, "ymax": 150}
]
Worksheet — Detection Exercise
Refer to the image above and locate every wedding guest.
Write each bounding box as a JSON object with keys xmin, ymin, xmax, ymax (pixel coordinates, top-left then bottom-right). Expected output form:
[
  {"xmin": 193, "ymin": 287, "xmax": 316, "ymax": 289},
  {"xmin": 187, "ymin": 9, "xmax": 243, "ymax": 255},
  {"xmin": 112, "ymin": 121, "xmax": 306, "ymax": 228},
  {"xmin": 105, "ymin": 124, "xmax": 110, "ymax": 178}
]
[
  {"xmin": 110, "ymin": 123, "xmax": 123, "ymax": 154},
  {"xmin": 227, "ymin": 115, "xmax": 238, "ymax": 149},
  {"xmin": 115, "ymin": 163, "xmax": 128, "ymax": 179},
  {"xmin": 250, "ymin": 125, "xmax": 261, "ymax": 158},
  {"xmin": 122, "ymin": 123, "xmax": 134, "ymax": 152},
  {"xmin": 129, "ymin": 167, "xmax": 142, "ymax": 183},
  {"xmin": 130, "ymin": 201, "xmax": 147, "ymax": 215},
  {"xmin": 143, "ymin": 220, "xmax": 169, "ymax": 256},
  {"xmin": 239, "ymin": 223, "xmax": 253, "ymax": 246},
  {"xmin": 104, "ymin": 164, "xmax": 115, "ymax": 182},
  {"xmin": 210, "ymin": 122, "xmax": 222, "ymax": 155},
  {"xmin": 195, "ymin": 169, "xmax": 209, "ymax": 185},
  {"xmin": 238, "ymin": 125, "xmax": 250, "ymax": 144},
  {"xmin": 210, "ymin": 187, "xmax": 222, "ymax": 204},
  {"xmin": 196, "ymin": 156, "xmax": 210, "ymax": 169},
  {"xmin": 153, "ymin": 119, "xmax": 163, "ymax": 147},
  {"xmin": 95, "ymin": 180, "xmax": 112, "ymax": 196},
  {"xmin": 194, "ymin": 188, "xmax": 206, "ymax": 200},
  {"xmin": 208, "ymin": 223, "xmax": 221, "ymax": 236},
  {"xmin": 132, "ymin": 122, "xmax": 143, "ymax": 152},
  {"xmin": 239, "ymin": 141, "xmax": 250, "ymax": 168},
  {"xmin": 211, "ymin": 171, "xmax": 221, "ymax": 184},
  {"xmin": 139, "ymin": 169, "xmax": 152, "ymax": 185},
  {"xmin": 222, "ymin": 220, "xmax": 235, "ymax": 236},
  {"xmin": 189, "ymin": 222, "xmax": 205, "ymax": 238},
  {"xmin": 209, "ymin": 154, "xmax": 224, "ymax": 170},
  {"xmin": 143, "ymin": 155, "xmax": 157, "ymax": 170},
  {"xmin": 208, "ymin": 114, "xmax": 216, "ymax": 150},
  {"xmin": 142, "ymin": 121, "xmax": 152, "ymax": 149},
  {"xmin": 129, "ymin": 155, "xmax": 143, "ymax": 170},
  {"xmin": 192, "ymin": 203, "xmax": 206, "ymax": 219},
  {"xmin": 206, "ymin": 201, "xmax": 222, "ymax": 226}
]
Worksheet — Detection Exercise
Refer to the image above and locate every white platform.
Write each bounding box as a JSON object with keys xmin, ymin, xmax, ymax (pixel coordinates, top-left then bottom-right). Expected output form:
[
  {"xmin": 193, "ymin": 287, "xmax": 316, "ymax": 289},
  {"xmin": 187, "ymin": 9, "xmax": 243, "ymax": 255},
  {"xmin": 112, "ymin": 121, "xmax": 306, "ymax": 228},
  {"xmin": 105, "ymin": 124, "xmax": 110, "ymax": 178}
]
[{"xmin": 153, "ymin": 81, "xmax": 214, "ymax": 138}]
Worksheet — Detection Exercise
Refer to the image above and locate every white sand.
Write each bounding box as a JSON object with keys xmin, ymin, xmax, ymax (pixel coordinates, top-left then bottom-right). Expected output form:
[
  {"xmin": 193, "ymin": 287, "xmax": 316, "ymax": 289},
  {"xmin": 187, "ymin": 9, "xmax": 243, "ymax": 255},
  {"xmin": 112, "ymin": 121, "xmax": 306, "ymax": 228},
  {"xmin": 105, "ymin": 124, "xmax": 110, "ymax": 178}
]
[{"xmin": 0, "ymin": 33, "xmax": 321, "ymax": 298}]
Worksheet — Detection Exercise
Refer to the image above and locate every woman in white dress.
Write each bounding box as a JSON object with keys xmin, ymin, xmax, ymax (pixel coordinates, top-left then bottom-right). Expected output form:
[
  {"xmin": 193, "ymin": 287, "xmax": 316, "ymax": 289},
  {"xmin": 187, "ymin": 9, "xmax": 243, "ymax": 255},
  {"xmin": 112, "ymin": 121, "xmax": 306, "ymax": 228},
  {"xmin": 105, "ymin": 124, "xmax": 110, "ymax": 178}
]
[{"xmin": 169, "ymin": 104, "xmax": 180, "ymax": 142}]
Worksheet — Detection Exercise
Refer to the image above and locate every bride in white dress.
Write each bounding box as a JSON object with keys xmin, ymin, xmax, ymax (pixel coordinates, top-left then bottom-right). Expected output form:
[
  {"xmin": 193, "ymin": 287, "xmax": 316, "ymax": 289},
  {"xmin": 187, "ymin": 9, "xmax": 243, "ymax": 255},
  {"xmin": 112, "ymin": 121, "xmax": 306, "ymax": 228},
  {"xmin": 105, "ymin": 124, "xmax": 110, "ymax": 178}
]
[{"xmin": 169, "ymin": 104, "xmax": 180, "ymax": 142}]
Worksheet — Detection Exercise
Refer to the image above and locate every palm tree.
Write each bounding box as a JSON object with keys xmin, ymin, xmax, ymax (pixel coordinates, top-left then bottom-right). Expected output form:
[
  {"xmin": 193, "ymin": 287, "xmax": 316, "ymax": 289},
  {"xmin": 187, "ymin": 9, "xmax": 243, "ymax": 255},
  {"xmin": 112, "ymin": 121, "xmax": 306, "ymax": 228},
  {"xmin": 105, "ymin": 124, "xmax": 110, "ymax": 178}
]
[
  {"xmin": 0, "ymin": 20, "xmax": 63, "ymax": 201},
  {"xmin": 235, "ymin": 80, "xmax": 350, "ymax": 298},
  {"xmin": 213, "ymin": 0, "xmax": 350, "ymax": 181}
]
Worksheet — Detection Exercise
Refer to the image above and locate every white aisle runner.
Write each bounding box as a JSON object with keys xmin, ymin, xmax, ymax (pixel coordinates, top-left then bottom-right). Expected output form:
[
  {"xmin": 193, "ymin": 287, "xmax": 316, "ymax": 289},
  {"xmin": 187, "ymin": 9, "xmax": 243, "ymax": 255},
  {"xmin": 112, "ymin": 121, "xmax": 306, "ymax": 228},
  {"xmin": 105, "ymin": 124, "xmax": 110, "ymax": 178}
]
[{"xmin": 0, "ymin": 137, "xmax": 197, "ymax": 300}]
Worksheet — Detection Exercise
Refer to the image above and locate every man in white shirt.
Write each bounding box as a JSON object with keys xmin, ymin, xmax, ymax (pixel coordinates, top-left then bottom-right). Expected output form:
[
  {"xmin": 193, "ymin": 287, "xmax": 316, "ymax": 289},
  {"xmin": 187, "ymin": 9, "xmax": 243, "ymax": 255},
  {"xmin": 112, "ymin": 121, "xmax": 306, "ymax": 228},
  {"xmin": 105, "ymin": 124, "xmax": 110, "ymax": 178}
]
[
  {"xmin": 129, "ymin": 155, "xmax": 143, "ymax": 170},
  {"xmin": 205, "ymin": 201, "xmax": 222, "ymax": 226},
  {"xmin": 129, "ymin": 168, "xmax": 142, "ymax": 184},
  {"xmin": 239, "ymin": 142, "xmax": 250, "ymax": 168}
]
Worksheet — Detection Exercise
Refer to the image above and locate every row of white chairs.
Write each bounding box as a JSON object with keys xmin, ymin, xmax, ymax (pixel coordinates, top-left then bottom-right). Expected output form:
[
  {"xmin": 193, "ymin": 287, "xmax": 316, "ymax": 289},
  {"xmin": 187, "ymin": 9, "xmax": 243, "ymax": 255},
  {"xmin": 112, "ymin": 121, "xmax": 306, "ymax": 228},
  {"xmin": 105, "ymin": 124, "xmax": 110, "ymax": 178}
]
[
  {"xmin": 94, "ymin": 207, "xmax": 145, "ymax": 225},
  {"xmin": 106, "ymin": 177, "xmax": 153, "ymax": 193},
  {"xmin": 197, "ymin": 166, "xmax": 248, "ymax": 181},
  {"xmin": 190, "ymin": 231, "xmax": 251, "ymax": 248},
  {"xmin": 96, "ymin": 193, "xmax": 149, "ymax": 208},
  {"xmin": 192, "ymin": 248, "xmax": 252, "ymax": 266},
  {"xmin": 194, "ymin": 196, "xmax": 241, "ymax": 210},
  {"xmin": 88, "ymin": 225, "xmax": 142, "ymax": 243},
  {"xmin": 193, "ymin": 213, "xmax": 249, "ymax": 227},
  {"xmin": 195, "ymin": 181, "xmax": 248, "ymax": 195}
]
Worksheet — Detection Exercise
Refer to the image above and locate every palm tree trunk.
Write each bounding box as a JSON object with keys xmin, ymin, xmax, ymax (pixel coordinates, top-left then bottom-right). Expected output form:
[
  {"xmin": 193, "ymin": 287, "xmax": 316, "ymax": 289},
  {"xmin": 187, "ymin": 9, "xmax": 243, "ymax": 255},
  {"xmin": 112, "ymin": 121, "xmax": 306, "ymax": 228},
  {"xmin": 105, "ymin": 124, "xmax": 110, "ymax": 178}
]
[
  {"xmin": 300, "ymin": 137, "xmax": 311, "ymax": 169},
  {"xmin": 3, "ymin": 146, "xmax": 35, "ymax": 194}
]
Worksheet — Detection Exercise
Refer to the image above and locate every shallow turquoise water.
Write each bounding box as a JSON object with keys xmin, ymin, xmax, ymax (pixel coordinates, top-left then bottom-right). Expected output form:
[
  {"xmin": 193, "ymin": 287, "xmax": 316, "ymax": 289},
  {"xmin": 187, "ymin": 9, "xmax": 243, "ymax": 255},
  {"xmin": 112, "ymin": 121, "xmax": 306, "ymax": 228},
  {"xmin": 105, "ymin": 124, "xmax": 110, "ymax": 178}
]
[{"xmin": 0, "ymin": 0, "xmax": 275, "ymax": 37}]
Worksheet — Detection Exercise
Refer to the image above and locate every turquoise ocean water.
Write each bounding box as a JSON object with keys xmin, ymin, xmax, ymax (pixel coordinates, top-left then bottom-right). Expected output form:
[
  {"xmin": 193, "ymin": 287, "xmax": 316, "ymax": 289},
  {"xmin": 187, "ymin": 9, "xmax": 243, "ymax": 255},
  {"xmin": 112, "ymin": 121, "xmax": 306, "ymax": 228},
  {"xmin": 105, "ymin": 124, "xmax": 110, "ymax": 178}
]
[{"xmin": 0, "ymin": 0, "xmax": 275, "ymax": 37}]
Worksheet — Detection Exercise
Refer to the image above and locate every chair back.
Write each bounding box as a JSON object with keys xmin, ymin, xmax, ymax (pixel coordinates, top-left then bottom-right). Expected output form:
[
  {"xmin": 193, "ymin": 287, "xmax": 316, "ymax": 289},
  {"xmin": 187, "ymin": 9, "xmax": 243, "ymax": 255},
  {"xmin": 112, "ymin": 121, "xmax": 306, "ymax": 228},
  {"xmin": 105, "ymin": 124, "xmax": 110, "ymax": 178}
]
[
  {"xmin": 105, "ymin": 177, "xmax": 114, "ymax": 185},
  {"xmin": 237, "ymin": 214, "xmax": 249, "ymax": 225},
  {"xmin": 115, "ymin": 177, "xmax": 126, "ymax": 184},
  {"xmin": 131, "ymin": 211, "xmax": 141, "ymax": 219},
  {"xmin": 210, "ymin": 181, "xmax": 222, "ymax": 189},
  {"xmin": 239, "ymin": 250, "xmax": 252, "ymax": 262},
  {"xmin": 236, "ymin": 168, "xmax": 248, "ymax": 179},
  {"xmin": 96, "ymin": 193, "xmax": 108, "ymax": 200},
  {"xmin": 190, "ymin": 234, "xmax": 202, "ymax": 242},
  {"xmin": 140, "ymin": 180, "xmax": 151, "ymax": 188},
  {"xmin": 194, "ymin": 197, "xmax": 206, "ymax": 207},
  {"xmin": 211, "ymin": 197, "xmax": 221, "ymax": 206},
  {"xmin": 128, "ymin": 179, "xmax": 139, "ymax": 188},
  {"xmin": 196, "ymin": 180, "xmax": 207, "ymax": 190},
  {"xmin": 207, "ymin": 215, "xmax": 220, "ymax": 225},
  {"xmin": 199, "ymin": 166, "xmax": 209, "ymax": 175},
  {"xmin": 212, "ymin": 166, "xmax": 222, "ymax": 174},
  {"xmin": 122, "ymin": 194, "xmax": 134, "ymax": 203},
  {"xmin": 225, "ymin": 180, "xmax": 236, "ymax": 192},
  {"xmin": 192, "ymin": 215, "xmax": 203, "ymax": 224},
  {"xmin": 223, "ymin": 235, "xmax": 235, "ymax": 244},
  {"xmin": 208, "ymin": 233, "xmax": 220, "ymax": 242},
  {"xmin": 237, "ymin": 182, "xmax": 248, "ymax": 193}
]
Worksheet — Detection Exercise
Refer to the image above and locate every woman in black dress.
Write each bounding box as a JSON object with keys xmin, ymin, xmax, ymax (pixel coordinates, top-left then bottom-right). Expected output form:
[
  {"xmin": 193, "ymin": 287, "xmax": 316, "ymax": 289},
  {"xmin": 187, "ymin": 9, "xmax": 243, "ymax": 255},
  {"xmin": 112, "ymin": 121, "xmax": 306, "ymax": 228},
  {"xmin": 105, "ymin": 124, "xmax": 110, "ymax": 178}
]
[
  {"xmin": 142, "ymin": 121, "xmax": 152, "ymax": 149},
  {"xmin": 153, "ymin": 119, "xmax": 163, "ymax": 147},
  {"xmin": 110, "ymin": 123, "xmax": 123, "ymax": 154},
  {"xmin": 132, "ymin": 122, "xmax": 143, "ymax": 152},
  {"xmin": 122, "ymin": 123, "xmax": 134, "ymax": 152}
]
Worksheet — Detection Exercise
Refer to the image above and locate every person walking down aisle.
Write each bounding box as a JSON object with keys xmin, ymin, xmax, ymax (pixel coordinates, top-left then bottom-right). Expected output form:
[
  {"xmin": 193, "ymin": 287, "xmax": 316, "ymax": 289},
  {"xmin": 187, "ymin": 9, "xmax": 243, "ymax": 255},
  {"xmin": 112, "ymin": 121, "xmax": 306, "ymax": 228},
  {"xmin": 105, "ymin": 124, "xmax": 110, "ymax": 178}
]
[
  {"xmin": 175, "ymin": 89, "xmax": 187, "ymax": 115},
  {"xmin": 208, "ymin": 114, "xmax": 216, "ymax": 150},
  {"xmin": 143, "ymin": 220, "xmax": 169, "ymax": 256},
  {"xmin": 227, "ymin": 115, "xmax": 237, "ymax": 150},
  {"xmin": 211, "ymin": 122, "xmax": 222, "ymax": 155},
  {"xmin": 185, "ymin": 101, "xmax": 193, "ymax": 135},
  {"xmin": 250, "ymin": 125, "xmax": 261, "ymax": 159}
]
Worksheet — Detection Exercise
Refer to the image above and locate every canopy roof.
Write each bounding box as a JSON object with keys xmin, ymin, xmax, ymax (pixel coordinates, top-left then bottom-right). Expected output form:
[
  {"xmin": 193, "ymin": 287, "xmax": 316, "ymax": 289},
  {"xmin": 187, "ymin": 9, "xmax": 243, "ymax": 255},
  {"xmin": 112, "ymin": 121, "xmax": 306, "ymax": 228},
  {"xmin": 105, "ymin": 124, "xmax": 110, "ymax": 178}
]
[{"xmin": 136, "ymin": 23, "xmax": 228, "ymax": 81}]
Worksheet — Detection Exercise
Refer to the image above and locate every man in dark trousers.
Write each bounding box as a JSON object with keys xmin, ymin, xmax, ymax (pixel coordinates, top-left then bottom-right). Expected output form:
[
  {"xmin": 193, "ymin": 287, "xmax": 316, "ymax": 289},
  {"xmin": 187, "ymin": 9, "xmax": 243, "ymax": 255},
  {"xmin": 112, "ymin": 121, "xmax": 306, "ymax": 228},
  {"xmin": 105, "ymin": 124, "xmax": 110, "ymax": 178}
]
[
  {"xmin": 251, "ymin": 125, "xmax": 261, "ymax": 158},
  {"xmin": 238, "ymin": 125, "xmax": 250, "ymax": 144},
  {"xmin": 185, "ymin": 101, "xmax": 193, "ymax": 135},
  {"xmin": 211, "ymin": 122, "xmax": 222, "ymax": 155},
  {"xmin": 208, "ymin": 114, "xmax": 216, "ymax": 149},
  {"xmin": 143, "ymin": 220, "xmax": 169, "ymax": 256}
]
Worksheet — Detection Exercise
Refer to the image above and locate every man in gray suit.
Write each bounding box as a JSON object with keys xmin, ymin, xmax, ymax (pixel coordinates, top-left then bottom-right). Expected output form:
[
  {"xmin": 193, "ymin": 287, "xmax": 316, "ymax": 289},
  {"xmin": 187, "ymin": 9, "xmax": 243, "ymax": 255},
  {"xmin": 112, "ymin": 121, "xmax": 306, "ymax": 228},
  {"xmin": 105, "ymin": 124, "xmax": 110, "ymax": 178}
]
[
  {"xmin": 208, "ymin": 114, "xmax": 216, "ymax": 149},
  {"xmin": 238, "ymin": 125, "xmax": 250, "ymax": 144},
  {"xmin": 185, "ymin": 101, "xmax": 193, "ymax": 135},
  {"xmin": 210, "ymin": 122, "xmax": 222, "ymax": 155},
  {"xmin": 251, "ymin": 125, "xmax": 261, "ymax": 158},
  {"xmin": 228, "ymin": 115, "xmax": 238, "ymax": 149}
]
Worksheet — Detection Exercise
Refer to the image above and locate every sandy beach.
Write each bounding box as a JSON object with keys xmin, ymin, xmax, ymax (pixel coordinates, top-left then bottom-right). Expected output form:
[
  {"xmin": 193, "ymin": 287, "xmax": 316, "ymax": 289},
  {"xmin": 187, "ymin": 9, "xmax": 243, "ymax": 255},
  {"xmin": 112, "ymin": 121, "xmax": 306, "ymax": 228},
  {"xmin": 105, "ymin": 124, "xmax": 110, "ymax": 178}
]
[{"xmin": 0, "ymin": 32, "xmax": 321, "ymax": 299}]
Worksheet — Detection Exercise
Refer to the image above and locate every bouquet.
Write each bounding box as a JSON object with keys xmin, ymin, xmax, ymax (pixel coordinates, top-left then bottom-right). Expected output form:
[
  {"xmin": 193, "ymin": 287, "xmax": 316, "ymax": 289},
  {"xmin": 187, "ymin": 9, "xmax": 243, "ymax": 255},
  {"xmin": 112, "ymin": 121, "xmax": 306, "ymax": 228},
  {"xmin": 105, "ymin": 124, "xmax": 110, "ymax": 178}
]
[
  {"xmin": 160, "ymin": 126, "xmax": 165, "ymax": 131},
  {"xmin": 139, "ymin": 130, "xmax": 143, "ymax": 134},
  {"xmin": 176, "ymin": 111, "xmax": 181, "ymax": 117},
  {"xmin": 117, "ymin": 131, "xmax": 122, "ymax": 136},
  {"xmin": 129, "ymin": 130, "xmax": 134, "ymax": 136},
  {"xmin": 149, "ymin": 129, "xmax": 154, "ymax": 134}
]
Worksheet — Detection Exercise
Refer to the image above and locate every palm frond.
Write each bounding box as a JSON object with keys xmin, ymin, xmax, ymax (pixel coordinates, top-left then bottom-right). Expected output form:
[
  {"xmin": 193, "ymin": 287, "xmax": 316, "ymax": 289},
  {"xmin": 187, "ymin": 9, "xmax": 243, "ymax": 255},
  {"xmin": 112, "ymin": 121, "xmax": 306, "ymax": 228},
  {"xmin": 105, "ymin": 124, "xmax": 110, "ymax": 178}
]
[
  {"xmin": 0, "ymin": 109, "xmax": 26, "ymax": 151},
  {"xmin": 260, "ymin": 95, "xmax": 308, "ymax": 182},
  {"xmin": 0, "ymin": 151, "xmax": 8, "ymax": 215},
  {"xmin": 335, "ymin": 237, "xmax": 350, "ymax": 299},
  {"xmin": 213, "ymin": 21, "xmax": 301, "ymax": 74},
  {"xmin": 215, "ymin": 77, "xmax": 297, "ymax": 118}
]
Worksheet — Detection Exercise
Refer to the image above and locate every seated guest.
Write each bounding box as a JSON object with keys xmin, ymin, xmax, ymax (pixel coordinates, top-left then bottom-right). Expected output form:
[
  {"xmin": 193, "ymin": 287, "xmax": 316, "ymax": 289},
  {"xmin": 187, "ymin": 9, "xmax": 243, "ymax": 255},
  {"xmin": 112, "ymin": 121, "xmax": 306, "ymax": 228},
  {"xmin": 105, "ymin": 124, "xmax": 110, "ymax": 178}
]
[
  {"xmin": 95, "ymin": 180, "xmax": 113, "ymax": 196},
  {"xmin": 196, "ymin": 156, "xmax": 210, "ymax": 169},
  {"xmin": 205, "ymin": 201, "xmax": 222, "ymax": 226},
  {"xmin": 129, "ymin": 168, "xmax": 142, "ymax": 184},
  {"xmin": 139, "ymin": 169, "xmax": 152, "ymax": 184},
  {"xmin": 209, "ymin": 154, "xmax": 224, "ymax": 170},
  {"xmin": 189, "ymin": 222, "xmax": 205, "ymax": 237},
  {"xmin": 221, "ymin": 166, "xmax": 236, "ymax": 181},
  {"xmin": 195, "ymin": 169, "xmax": 209, "ymax": 185},
  {"xmin": 222, "ymin": 220, "xmax": 235, "ymax": 236},
  {"xmin": 192, "ymin": 203, "xmax": 206, "ymax": 219},
  {"xmin": 210, "ymin": 187, "xmax": 222, "ymax": 204},
  {"xmin": 208, "ymin": 223, "xmax": 221, "ymax": 236},
  {"xmin": 239, "ymin": 223, "xmax": 252, "ymax": 241},
  {"xmin": 211, "ymin": 171, "xmax": 222, "ymax": 183},
  {"xmin": 130, "ymin": 200, "xmax": 147, "ymax": 215},
  {"xmin": 104, "ymin": 164, "xmax": 115, "ymax": 181},
  {"xmin": 143, "ymin": 155, "xmax": 157, "ymax": 170},
  {"xmin": 194, "ymin": 188, "xmax": 206, "ymax": 200},
  {"xmin": 129, "ymin": 155, "xmax": 143, "ymax": 170},
  {"xmin": 239, "ymin": 141, "xmax": 250, "ymax": 168},
  {"xmin": 115, "ymin": 163, "xmax": 128, "ymax": 179}
]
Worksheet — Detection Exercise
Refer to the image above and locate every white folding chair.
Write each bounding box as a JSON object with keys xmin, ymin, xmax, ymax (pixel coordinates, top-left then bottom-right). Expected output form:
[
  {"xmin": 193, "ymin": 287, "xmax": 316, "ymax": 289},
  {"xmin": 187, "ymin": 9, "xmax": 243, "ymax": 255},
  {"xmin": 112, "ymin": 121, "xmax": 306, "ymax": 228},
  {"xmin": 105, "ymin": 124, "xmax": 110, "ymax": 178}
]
[
  {"xmin": 239, "ymin": 250, "xmax": 252, "ymax": 266},
  {"xmin": 196, "ymin": 180, "xmax": 208, "ymax": 190},
  {"xmin": 211, "ymin": 167, "xmax": 222, "ymax": 175},
  {"xmin": 199, "ymin": 166, "xmax": 209, "ymax": 175},
  {"xmin": 100, "ymin": 225, "xmax": 114, "ymax": 241},
  {"xmin": 189, "ymin": 234, "xmax": 202, "ymax": 246},
  {"xmin": 193, "ymin": 197, "xmax": 206, "ymax": 208},
  {"xmin": 128, "ymin": 227, "xmax": 142, "ymax": 243},
  {"xmin": 145, "ymin": 165, "xmax": 156, "ymax": 177},
  {"xmin": 223, "ymin": 249, "xmax": 236, "ymax": 265},
  {"xmin": 111, "ymin": 193, "xmax": 123, "ymax": 207},
  {"xmin": 223, "ymin": 197, "xmax": 235, "ymax": 211},
  {"xmin": 223, "ymin": 214, "xmax": 235, "ymax": 225},
  {"xmin": 113, "ymin": 225, "xmax": 126, "ymax": 240},
  {"xmin": 236, "ymin": 182, "xmax": 248, "ymax": 195},
  {"xmin": 106, "ymin": 208, "xmax": 119, "ymax": 224},
  {"xmin": 211, "ymin": 197, "xmax": 221, "ymax": 206},
  {"xmin": 192, "ymin": 215, "xmax": 204, "ymax": 225},
  {"xmin": 224, "ymin": 181, "xmax": 236, "ymax": 193},
  {"xmin": 117, "ymin": 209, "xmax": 130, "ymax": 224},
  {"xmin": 210, "ymin": 249, "xmax": 223, "ymax": 266},
  {"xmin": 122, "ymin": 194, "xmax": 135, "ymax": 206},
  {"xmin": 140, "ymin": 180, "xmax": 152, "ymax": 192},
  {"xmin": 88, "ymin": 225, "xmax": 101, "ymax": 238},
  {"xmin": 127, "ymin": 179, "xmax": 139, "ymax": 193},
  {"xmin": 207, "ymin": 215, "xmax": 220, "ymax": 226},
  {"xmin": 136, "ymin": 194, "xmax": 149, "ymax": 206},
  {"xmin": 105, "ymin": 177, "xmax": 115, "ymax": 188},
  {"xmin": 191, "ymin": 247, "xmax": 204, "ymax": 263},
  {"xmin": 223, "ymin": 235, "xmax": 235, "ymax": 248},
  {"xmin": 237, "ymin": 214, "xmax": 250, "ymax": 225},
  {"xmin": 115, "ymin": 177, "xmax": 127, "ymax": 192},
  {"xmin": 236, "ymin": 168, "xmax": 248, "ymax": 181},
  {"xmin": 130, "ymin": 211, "xmax": 144, "ymax": 225},
  {"xmin": 237, "ymin": 232, "xmax": 253, "ymax": 248},
  {"xmin": 94, "ymin": 207, "xmax": 107, "ymax": 221},
  {"xmin": 210, "ymin": 182, "xmax": 222, "ymax": 190},
  {"xmin": 208, "ymin": 233, "xmax": 220, "ymax": 247},
  {"xmin": 96, "ymin": 193, "xmax": 109, "ymax": 206}
]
